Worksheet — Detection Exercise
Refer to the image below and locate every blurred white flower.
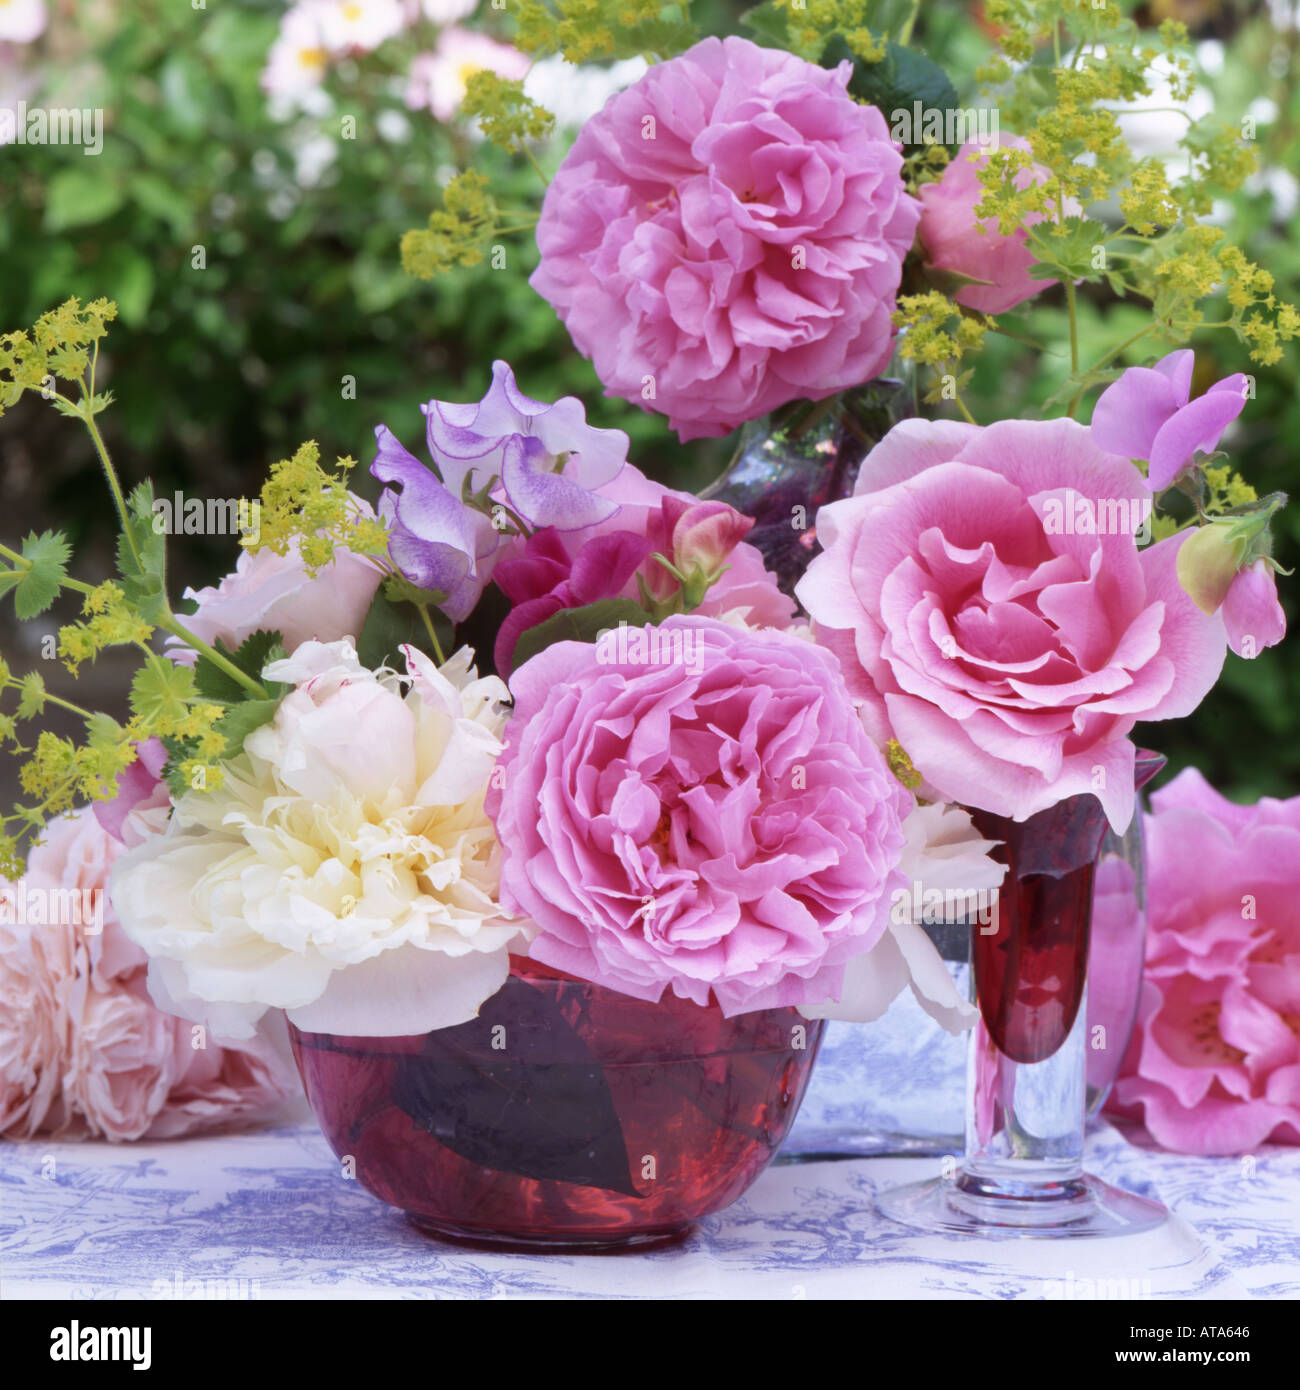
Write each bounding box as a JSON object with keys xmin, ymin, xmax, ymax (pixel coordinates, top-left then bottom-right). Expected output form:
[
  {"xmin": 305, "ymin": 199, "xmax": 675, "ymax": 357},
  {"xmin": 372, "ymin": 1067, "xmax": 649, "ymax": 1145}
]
[
  {"xmin": 421, "ymin": 0, "xmax": 477, "ymax": 22},
  {"xmin": 523, "ymin": 55, "xmax": 648, "ymax": 130},
  {"xmin": 0, "ymin": 0, "xmax": 46, "ymax": 45},
  {"xmin": 316, "ymin": 0, "xmax": 405, "ymax": 54},
  {"xmin": 262, "ymin": 5, "xmax": 331, "ymax": 100}
]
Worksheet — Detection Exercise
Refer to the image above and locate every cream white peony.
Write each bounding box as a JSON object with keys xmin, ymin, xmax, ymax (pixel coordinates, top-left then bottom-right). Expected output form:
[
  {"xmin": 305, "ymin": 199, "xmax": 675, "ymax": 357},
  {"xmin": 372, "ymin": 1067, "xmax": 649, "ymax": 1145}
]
[
  {"xmin": 800, "ymin": 802, "xmax": 1005, "ymax": 1032},
  {"xmin": 111, "ymin": 639, "xmax": 527, "ymax": 1039}
]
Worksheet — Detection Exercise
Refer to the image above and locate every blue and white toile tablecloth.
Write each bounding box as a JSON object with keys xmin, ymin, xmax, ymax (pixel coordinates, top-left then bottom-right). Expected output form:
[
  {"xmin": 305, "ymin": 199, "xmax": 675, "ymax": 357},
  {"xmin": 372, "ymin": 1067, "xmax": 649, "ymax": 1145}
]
[{"xmin": 4, "ymin": 1016, "xmax": 1298, "ymax": 1300}]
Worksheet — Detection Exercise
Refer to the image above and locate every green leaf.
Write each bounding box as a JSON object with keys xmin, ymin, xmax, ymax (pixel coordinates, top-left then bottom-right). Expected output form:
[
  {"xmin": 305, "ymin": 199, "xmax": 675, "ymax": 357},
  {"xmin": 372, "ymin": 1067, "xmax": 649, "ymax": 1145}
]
[
  {"xmin": 129, "ymin": 654, "xmax": 198, "ymax": 726},
  {"xmin": 510, "ymin": 598, "xmax": 648, "ymax": 671},
  {"xmin": 17, "ymin": 672, "xmax": 46, "ymax": 719},
  {"xmin": 111, "ymin": 252, "xmax": 155, "ymax": 328},
  {"xmin": 114, "ymin": 481, "xmax": 169, "ymax": 622},
  {"xmin": 1025, "ymin": 217, "xmax": 1107, "ymax": 283},
  {"xmin": 44, "ymin": 168, "xmax": 126, "ymax": 232},
  {"xmin": 739, "ymin": 2, "xmax": 791, "ymax": 50},
  {"xmin": 212, "ymin": 698, "xmax": 284, "ymax": 756},
  {"xmin": 825, "ymin": 38, "xmax": 961, "ymax": 150},
  {"xmin": 192, "ymin": 630, "xmax": 286, "ymax": 703},
  {"xmin": 129, "ymin": 172, "xmax": 197, "ymax": 240},
  {"xmin": 13, "ymin": 530, "xmax": 72, "ymax": 620},
  {"xmin": 357, "ymin": 589, "xmax": 429, "ymax": 670}
]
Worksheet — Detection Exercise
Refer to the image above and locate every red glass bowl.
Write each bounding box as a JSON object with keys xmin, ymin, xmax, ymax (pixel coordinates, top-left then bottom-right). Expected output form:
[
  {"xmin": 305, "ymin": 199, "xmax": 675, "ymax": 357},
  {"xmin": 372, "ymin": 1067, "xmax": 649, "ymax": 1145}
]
[{"xmin": 290, "ymin": 958, "xmax": 824, "ymax": 1251}]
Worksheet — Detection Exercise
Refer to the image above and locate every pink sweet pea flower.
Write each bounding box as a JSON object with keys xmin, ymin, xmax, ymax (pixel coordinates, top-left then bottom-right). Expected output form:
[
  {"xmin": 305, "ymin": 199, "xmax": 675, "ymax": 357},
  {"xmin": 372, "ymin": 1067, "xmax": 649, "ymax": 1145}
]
[
  {"xmin": 1104, "ymin": 768, "xmax": 1300, "ymax": 1154},
  {"xmin": 1090, "ymin": 349, "xmax": 1248, "ymax": 490},
  {"xmin": 643, "ymin": 498, "xmax": 755, "ymax": 604},
  {"xmin": 1222, "ymin": 559, "xmax": 1287, "ymax": 659}
]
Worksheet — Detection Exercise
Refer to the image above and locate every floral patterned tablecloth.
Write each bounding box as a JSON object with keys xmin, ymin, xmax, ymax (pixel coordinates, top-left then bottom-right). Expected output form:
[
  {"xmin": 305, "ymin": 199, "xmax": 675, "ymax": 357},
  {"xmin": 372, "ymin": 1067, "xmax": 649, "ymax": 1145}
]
[{"xmin": 3, "ymin": 1099, "xmax": 1298, "ymax": 1300}]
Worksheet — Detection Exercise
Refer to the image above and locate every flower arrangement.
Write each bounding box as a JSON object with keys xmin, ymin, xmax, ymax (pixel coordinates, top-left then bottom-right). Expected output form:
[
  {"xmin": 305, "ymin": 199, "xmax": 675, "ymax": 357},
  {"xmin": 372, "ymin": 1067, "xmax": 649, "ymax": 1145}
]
[{"xmin": 1, "ymin": 0, "xmax": 1296, "ymax": 1204}]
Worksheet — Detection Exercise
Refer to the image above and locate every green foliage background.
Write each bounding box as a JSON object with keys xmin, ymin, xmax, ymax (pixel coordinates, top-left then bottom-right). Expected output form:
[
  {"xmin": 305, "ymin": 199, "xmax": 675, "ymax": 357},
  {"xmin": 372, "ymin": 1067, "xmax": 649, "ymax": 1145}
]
[{"xmin": 0, "ymin": 0, "xmax": 1295, "ymax": 804}]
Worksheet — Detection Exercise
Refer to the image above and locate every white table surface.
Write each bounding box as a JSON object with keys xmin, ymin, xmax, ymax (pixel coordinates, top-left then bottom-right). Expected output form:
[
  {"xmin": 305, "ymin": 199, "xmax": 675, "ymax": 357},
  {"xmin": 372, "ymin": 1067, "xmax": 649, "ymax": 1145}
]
[{"xmin": 3, "ymin": 1105, "xmax": 1297, "ymax": 1300}]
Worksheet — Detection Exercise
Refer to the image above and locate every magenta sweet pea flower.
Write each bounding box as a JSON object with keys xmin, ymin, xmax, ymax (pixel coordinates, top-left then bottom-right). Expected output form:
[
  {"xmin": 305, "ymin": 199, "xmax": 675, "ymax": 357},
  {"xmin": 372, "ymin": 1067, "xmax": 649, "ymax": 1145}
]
[
  {"xmin": 92, "ymin": 738, "xmax": 170, "ymax": 845},
  {"xmin": 1090, "ymin": 349, "xmax": 1248, "ymax": 490},
  {"xmin": 492, "ymin": 528, "xmax": 651, "ymax": 675},
  {"xmin": 917, "ymin": 135, "xmax": 1083, "ymax": 315},
  {"xmin": 795, "ymin": 417, "xmax": 1228, "ymax": 831},
  {"xmin": 1103, "ymin": 768, "xmax": 1300, "ymax": 1154},
  {"xmin": 529, "ymin": 36, "xmax": 920, "ymax": 442},
  {"xmin": 488, "ymin": 617, "xmax": 912, "ymax": 1016},
  {"xmin": 372, "ymin": 362, "xmax": 631, "ymax": 621}
]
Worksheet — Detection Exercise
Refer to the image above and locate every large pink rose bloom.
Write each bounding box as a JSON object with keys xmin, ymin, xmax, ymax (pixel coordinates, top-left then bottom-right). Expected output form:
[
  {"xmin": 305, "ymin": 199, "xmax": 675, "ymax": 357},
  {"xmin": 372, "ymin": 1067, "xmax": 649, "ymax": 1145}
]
[
  {"xmin": 0, "ymin": 807, "xmax": 295, "ymax": 1142},
  {"xmin": 488, "ymin": 616, "xmax": 912, "ymax": 1015},
  {"xmin": 917, "ymin": 135, "xmax": 1082, "ymax": 315},
  {"xmin": 530, "ymin": 36, "xmax": 920, "ymax": 442},
  {"xmin": 1105, "ymin": 769, "xmax": 1300, "ymax": 1154},
  {"xmin": 795, "ymin": 418, "xmax": 1228, "ymax": 831}
]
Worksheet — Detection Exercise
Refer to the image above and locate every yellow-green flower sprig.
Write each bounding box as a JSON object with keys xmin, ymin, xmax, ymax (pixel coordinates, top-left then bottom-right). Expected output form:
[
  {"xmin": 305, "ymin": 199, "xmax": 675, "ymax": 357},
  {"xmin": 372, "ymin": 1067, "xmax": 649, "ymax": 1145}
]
[{"xmin": 252, "ymin": 440, "xmax": 388, "ymax": 573}]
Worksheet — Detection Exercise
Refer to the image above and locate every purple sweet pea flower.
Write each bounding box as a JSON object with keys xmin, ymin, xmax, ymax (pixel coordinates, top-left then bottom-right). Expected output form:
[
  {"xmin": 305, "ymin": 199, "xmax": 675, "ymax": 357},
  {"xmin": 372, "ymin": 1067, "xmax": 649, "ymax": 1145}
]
[
  {"xmin": 423, "ymin": 360, "xmax": 628, "ymax": 529},
  {"xmin": 1090, "ymin": 349, "xmax": 1248, "ymax": 491},
  {"xmin": 372, "ymin": 362, "xmax": 632, "ymax": 621},
  {"xmin": 372, "ymin": 425, "xmax": 501, "ymax": 622}
]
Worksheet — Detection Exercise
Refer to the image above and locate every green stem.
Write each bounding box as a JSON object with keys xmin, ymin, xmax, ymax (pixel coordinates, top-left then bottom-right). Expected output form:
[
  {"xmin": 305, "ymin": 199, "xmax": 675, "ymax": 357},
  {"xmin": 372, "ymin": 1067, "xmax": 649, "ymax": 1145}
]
[
  {"xmin": 517, "ymin": 140, "xmax": 549, "ymax": 188},
  {"xmin": 416, "ymin": 604, "xmax": 446, "ymax": 664},
  {"xmin": 158, "ymin": 615, "xmax": 267, "ymax": 698},
  {"xmin": 1086, "ymin": 320, "xmax": 1157, "ymax": 375},
  {"xmin": 1063, "ymin": 279, "xmax": 1081, "ymax": 415},
  {"xmin": 0, "ymin": 540, "xmax": 95, "ymax": 595},
  {"xmin": 82, "ymin": 408, "xmax": 142, "ymax": 571}
]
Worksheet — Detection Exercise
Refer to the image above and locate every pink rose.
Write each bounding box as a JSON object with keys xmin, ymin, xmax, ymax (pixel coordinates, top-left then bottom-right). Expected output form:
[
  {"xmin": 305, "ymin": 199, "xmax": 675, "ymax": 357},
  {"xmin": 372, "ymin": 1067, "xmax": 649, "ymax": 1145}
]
[
  {"xmin": 1090, "ymin": 349, "xmax": 1247, "ymax": 491},
  {"xmin": 530, "ymin": 36, "xmax": 920, "ymax": 441},
  {"xmin": 1105, "ymin": 768, "xmax": 1300, "ymax": 1154},
  {"xmin": 0, "ymin": 911, "xmax": 69, "ymax": 1137},
  {"xmin": 795, "ymin": 417, "xmax": 1228, "ymax": 830},
  {"xmin": 0, "ymin": 807, "xmax": 296, "ymax": 1142},
  {"xmin": 488, "ymin": 616, "xmax": 913, "ymax": 1016},
  {"xmin": 169, "ymin": 500, "xmax": 383, "ymax": 663},
  {"xmin": 917, "ymin": 135, "xmax": 1082, "ymax": 315},
  {"xmin": 60, "ymin": 974, "xmax": 181, "ymax": 1142}
]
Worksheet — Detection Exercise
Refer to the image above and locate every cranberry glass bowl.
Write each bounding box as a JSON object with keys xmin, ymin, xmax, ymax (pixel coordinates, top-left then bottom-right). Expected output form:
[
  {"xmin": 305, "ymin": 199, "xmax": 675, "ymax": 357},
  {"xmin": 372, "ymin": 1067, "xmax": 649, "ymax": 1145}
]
[{"xmin": 290, "ymin": 958, "xmax": 824, "ymax": 1251}]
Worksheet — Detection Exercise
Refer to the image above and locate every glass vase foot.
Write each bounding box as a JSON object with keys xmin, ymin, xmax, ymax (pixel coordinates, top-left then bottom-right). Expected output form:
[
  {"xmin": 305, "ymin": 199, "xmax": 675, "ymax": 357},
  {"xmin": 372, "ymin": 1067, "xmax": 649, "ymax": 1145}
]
[
  {"xmin": 877, "ymin": 1170, "xmax": 1167, "ymax": 1239},
  {"xmin": 407, "ymin": 1214, "xmax": 693, "ymax": 1254},
  {"xmin": 777, "ymin": 1127, "xmax": 961, "ymax": 1163}
]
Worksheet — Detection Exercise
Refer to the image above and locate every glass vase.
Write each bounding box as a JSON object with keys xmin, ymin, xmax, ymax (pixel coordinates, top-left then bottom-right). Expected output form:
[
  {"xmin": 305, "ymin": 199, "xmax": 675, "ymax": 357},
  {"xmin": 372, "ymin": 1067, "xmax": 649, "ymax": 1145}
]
[
  {"xmin": 701, "ymin": 366, "xmax": 916, "ymax": 596},
  {"xmin": 877, "ymin": 760, "xmax": 1168, "ymax": 1238},
  {"xmin": 290, "ymin": 956, "xmax": 825, "ymax": 1252},
  {"xmin": 1085, "ymin": 751, "xmax": 1163, "ymax": 1117}
]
